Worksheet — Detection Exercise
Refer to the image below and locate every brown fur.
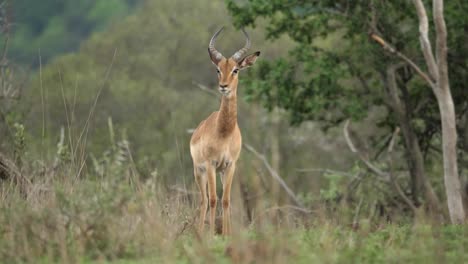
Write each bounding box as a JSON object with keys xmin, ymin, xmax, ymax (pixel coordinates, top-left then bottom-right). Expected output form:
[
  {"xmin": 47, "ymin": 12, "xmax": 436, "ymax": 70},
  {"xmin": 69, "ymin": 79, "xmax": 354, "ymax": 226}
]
[{"xmin": 190, "ymin": 53, "xmax": 259, "ymax": 236}]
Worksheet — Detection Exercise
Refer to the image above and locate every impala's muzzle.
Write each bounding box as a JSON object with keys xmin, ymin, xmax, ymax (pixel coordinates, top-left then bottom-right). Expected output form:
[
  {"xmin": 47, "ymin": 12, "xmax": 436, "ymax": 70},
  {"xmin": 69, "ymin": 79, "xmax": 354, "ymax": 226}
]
[{"xmin": 219, "ymin": 85, "xmax": 230, "ymax": 95}]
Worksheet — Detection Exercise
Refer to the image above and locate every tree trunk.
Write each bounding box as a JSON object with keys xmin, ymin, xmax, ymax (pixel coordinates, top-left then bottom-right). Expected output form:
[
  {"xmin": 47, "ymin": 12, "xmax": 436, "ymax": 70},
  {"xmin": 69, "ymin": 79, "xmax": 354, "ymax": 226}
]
[
  {"xmin": 407, "ymin": 0, "xmax": 466, "ymax": 223},
  {"xmin": 437, "ymin": 88, "xmax": 465, "ymax": 223},
  {"xmin": 383, "ymin": 67, "xmax": 441, "ymax": 213},
  {"xmin": 432, "ymin": 0, "xmax": 465, "ymax": 223},
  {"xmin": 400, "ymin": 120, "xmax": 441, "ymax": 212},
  {"xmin": 269, "ymin": 108, "xmax": 281, "ymax": 202}
]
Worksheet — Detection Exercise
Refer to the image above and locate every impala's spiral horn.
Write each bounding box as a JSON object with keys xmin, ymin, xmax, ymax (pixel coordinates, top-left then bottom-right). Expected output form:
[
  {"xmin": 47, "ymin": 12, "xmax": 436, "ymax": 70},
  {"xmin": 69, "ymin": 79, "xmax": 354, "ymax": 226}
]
[
  {"xmin": 208, "ymin": 27, "xmax": 225, "ymax": 61},
  {"xmin": 231, "ymin": 28, "xmax": 251, "ymax": 62}
]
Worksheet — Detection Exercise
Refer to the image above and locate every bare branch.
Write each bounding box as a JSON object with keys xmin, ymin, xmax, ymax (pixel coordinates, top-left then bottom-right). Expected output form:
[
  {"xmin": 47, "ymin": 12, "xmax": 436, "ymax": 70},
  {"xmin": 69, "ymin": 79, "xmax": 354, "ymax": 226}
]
[
  {"xmin": 352, "ymin": 197, "xmax": 364, "ymax": 229},
  {"xmin": 295, "ymin": 168, "xmax": 354, "ymax": 177},
  {"xmin": 387, "ymin": 127, "xmax": 400, "ymax": 153},
  {"xmin": 345, "ymin": 121, "xmax": 417, "ymax": 211},
  {"xmin": 386, "ymin": 127, "xmax": 418, "ymax": 212},
  {"xmin": 343, "ymin": 120, "xmax": 358, "ymax": 153},
  {"xmin": 412, "ymin": 0, "xmax": 439, "ymax": 80},
  {"xmin": 261, "ymin": 205, "xmax": 313, "ymax": 214},
  {"xmin": 250, "ymin": 205, "xmax": 313, "ymax": 226},
  {"xmin": 192, "ymin": 81, "xmax": 219, "ymax": 97},
  {"xmin": 343, "ymin": 120, "xmax": 390, "ymax": 181},
  {"xmin": 169, "ymin": 186, "xmax": 200, "ymax": 195},
  {"xmin": 370, "ymin": 34, "xmax": 435, "ymax": 89},
  {"xmin": 243, "ymin": 143, "xmax": 307, "ymax": 209}
]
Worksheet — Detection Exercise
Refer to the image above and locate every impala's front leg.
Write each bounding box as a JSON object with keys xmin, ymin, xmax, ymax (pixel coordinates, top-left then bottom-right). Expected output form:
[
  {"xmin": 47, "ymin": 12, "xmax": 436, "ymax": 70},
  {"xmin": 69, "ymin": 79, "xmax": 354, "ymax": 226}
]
[
  {"xmin": 221, "ymin": 163, "xmax": 236, "ymax": 236},
  {"xmin": 207, "ymin": 164, "xmax": 217, "ymax": 236},
  {"xmin": 194, "ymin": 166, "xmax": 207, "ymax": 234}
]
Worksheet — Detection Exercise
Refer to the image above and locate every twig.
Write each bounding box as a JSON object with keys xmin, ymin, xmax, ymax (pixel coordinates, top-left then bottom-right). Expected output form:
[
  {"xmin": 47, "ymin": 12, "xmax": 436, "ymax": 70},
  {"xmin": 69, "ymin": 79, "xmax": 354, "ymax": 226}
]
[
  {"xmin": 344, "ymin": 121, "xmax": 417, "ymax": 212},
  {"xmin": 252, "ymin": 204, "xmax": 313, "ymax": 223},
  {"xmin": 352, "ymin": 196, "xmax": 364, "ymax": 229},
  {"xmin": 174, "ymin": 215, "xmax": 196, "ymax": 240},
  {"xmin": 343, "ymin": 120, "xmax": 358, "ymax": 153},
  {"xmin": 169, "ymin": 186, "xmax": 199, "ymax": 195},
  {"xmin": 387, "ymin": 127, "xmax": 400, "ymax": 153},
  {"xmin": 370, "ymin": 33, "xmax": 435, "ymax": 89},
  {"xmin": 264, "ymin": 205, "xmax": 312, "ymax": 214},
  {"xmin": 387, "ymin": 127, "xmax": 418, "ymax": 212},
  {"xmin": 343, "ymin": 120, "xmax": 389, "ymax": 181},
  {"xmin": 243, "ymin": 143, "xmax": 307, "ymax": 209},
  {"xmin": 192, "ymin": 81, "xmax": 219, "ymax": 97},
  {"xmin": 295, "ymin": 168, "xmax": 354, "ymax": 177}
]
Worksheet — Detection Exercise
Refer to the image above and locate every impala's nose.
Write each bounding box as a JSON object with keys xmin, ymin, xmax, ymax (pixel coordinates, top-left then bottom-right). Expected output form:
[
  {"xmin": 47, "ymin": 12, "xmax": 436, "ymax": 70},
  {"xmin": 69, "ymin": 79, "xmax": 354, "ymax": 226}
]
[
  {"xmin": 219, "ymin": 84, "xmax": 230, "ymax": 95},
  {"xmin": 219, "ymin": 84, "xmax": 228, "ymax": 92}
]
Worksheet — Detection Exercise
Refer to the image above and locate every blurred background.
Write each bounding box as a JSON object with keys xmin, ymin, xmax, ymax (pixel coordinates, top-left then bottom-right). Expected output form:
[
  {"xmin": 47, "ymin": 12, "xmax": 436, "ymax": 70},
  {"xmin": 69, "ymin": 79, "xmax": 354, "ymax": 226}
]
[
  {"xmin": 0, "ymin": 0, "xmax": 467, "ymax": 236},
  {"xmin": 0, "ymin": 0, "xmax": 355, "ymax": 204}
]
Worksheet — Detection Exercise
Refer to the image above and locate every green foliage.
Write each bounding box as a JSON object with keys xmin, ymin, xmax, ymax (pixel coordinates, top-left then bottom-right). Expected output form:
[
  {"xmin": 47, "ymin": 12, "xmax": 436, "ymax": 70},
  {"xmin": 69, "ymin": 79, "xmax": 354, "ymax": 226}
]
[
  {"xmin": 319, "ymin": 171, "xmax": 343, "ymax": 201},
  {"xmin": 227, "ymin": 0, "xmax": 468, "ymax": 137},
  {"xmin": 226, "ymin": 0, "xmax": 468, "ymax": 217}
]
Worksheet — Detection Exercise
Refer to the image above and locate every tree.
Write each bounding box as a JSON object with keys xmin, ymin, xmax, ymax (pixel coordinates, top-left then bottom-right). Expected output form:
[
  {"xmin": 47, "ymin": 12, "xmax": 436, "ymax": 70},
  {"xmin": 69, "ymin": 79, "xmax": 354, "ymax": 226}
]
[
  {"xmin": 410, "ymin": 0, "xmax": 463, "ymax": 223},
  {"xmin": 227, "ymin": 0, "xmax": 468, "ymax": 221},
  {"xmin": 370, "ymin": 0, "xmax": 465, "ymax": 223}
]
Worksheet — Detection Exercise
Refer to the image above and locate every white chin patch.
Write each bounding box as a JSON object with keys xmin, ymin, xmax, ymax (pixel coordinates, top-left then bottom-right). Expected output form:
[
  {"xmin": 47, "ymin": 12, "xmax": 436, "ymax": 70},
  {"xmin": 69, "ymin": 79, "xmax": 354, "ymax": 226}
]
[{"xmin": 219, "ymin": 89, "xmax": 231, "ymax": 96}]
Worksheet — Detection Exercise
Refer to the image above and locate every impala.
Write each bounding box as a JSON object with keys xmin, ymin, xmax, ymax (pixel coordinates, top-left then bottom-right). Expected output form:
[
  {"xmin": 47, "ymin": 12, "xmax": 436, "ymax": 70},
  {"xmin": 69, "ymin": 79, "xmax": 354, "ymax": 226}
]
[{"xmin": 190, "ymin": 27, "xmax": 260, "ymax": 236}]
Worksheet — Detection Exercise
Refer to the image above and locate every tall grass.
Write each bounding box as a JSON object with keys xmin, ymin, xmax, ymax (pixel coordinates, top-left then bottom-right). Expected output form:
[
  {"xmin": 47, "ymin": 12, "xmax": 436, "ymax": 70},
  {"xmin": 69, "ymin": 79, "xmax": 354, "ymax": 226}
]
[{"xmin": 1, "ymin": 141, "xmax": 467, "ymax": 264}]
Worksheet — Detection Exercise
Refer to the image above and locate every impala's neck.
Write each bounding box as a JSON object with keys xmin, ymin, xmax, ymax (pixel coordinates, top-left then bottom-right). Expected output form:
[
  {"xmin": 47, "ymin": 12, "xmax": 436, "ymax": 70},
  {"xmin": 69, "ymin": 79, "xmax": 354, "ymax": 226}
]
[{"xmin": 217, "ymin": 92, "xmax": 238, "ymax": 137}]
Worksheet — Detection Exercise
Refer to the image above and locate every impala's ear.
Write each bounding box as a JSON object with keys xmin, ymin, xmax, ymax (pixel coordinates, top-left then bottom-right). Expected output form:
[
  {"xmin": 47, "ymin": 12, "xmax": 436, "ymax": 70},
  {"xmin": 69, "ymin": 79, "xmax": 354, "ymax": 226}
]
[{"xmin": 238, "ymin": 51, "xmax": 260, "ymax": 70}]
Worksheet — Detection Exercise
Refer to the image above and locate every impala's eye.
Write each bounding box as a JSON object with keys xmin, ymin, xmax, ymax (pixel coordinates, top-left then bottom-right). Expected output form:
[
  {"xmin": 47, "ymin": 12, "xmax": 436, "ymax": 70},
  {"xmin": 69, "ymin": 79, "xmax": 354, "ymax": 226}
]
[
  {"xmin": 216, "ymin": 69, "xmax": 221, "ymax": 74},
  {"xmin": 233, "ymin": 69, "xmax": 239, "ymax": 74}
]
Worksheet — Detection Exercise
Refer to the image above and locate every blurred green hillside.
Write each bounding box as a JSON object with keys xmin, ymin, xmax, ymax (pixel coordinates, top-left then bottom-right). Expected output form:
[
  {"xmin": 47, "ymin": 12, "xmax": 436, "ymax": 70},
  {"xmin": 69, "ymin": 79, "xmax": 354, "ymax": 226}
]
[{"xmin": 6, "ymin": 0, "xmax": 141, "ymax": 65}]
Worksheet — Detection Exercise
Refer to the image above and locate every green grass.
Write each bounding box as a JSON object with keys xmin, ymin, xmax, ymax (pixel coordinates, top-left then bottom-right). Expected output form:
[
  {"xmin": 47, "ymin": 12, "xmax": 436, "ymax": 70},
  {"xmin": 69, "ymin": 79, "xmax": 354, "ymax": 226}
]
[
  {"xmin": 0, "ymin": 151, "xmax": 466, "ymax": 263},
  {"xmin": 74, "ymin": 224, "xmax": 467, "ymax": 264},
  {"xmin": 1, "ymin": 174, "xmax": 467, "ymax": 264}
]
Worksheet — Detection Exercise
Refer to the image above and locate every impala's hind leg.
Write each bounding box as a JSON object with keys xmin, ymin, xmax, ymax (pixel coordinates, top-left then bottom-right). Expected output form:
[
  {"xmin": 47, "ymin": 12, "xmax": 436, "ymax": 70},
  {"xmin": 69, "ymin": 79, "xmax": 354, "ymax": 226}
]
[{"xmin": 194, "ymin": 166, "xmax": 207, "ymax": 234}]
